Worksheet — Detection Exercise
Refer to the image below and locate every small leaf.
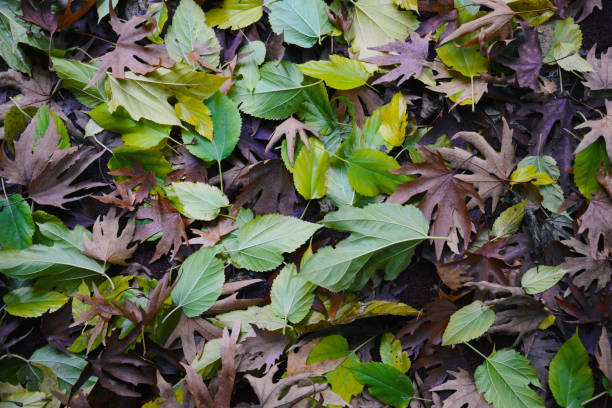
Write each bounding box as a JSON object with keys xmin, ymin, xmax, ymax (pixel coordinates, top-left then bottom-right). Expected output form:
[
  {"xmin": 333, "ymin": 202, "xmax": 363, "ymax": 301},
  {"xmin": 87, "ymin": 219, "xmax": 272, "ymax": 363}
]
[
  {"xmin": 352, "ymin": 362, "xmax": 414, "ymax": 408},
  {"xmin": 270, "ymin": 263, "xmax": 315, "ymax": 324},
  {"xmin": 298, "ymin": 55, "xmax": 373, "ymax": 90},
  {"xmin": 293, "ymin": 137, "xmax": 329, "ymax": 199},
  {"xmin": 347, "ymin": 148, "xmax": 407, "ymax": 196},
  {"xmin": 379, "ymin": 92, "xmax": 409, "ymax": 147},
  {"xmin": 549, "ymin": 332, "xmax": 594, "ymax": 407},
  {"xmin": 510, "ymin": 165, "xmax": 554, "ymax": 185},
  {"xmin": 492, "ymin": 201, "xmax": 526, "ymax": 239},
  {"xmin": 0, "ymin": 193, "xmax": 34, "ymax": 249},
  {"xmin": 544, "ymin": 17, "xmax": 593, "ymax": 73},
  {"xmin": 3, "ymin": 287, "xmax": 68, "ymax": 318},
  {"xmin": 574, "ymin": 138, "xmax": 610, "ymax": 198},
  {"xmin": 167, "ymin": 182, "xmax": 229, "ymax": 221},
  {"xmin": 521, "ymin": 265, "xmax": 567, "ymax": 294},
  {"xmin": 175, "ymin": 96, "xmax": 213, "ymax": 141},
  {"xmin": 380, "ymin": 332, "xmax": 410, "ymax": 373},
  {"xmin": 442, "ymin": 300, "xmax": 495, "ymax": 345}
]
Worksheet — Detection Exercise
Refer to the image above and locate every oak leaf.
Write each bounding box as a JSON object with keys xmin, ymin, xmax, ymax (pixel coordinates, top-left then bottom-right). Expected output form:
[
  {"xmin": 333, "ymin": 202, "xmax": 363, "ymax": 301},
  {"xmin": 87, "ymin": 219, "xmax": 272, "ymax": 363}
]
[
  {"xmin": 574, "ymin": 99, "xmax": 612, "ymax": 159},
  {"xmin": 583, "ymin": 46, "xmax": 612, "ymax": 91},
  {"xmin": 430, "ymin": 368, "xmax": 491, "ymax": 408},
  {"xmin": 559, "ymin": 238, "xmax": 612, "ymax": 291},
  {"xmin": 264, "ymin": 117, "xmax": 322, "ymax": 165},
  {"xmin": 93, "ymin": 164, "xmax": 156, "ymax": 211},
  {"xmin": 489, "ymin": 296, "xmax": 550, "ymax": 345},
  {"xmin": 286, "ymin": 338, "xmax": 347, "ymax": 377},
  {"xmin": 82, "ymin": 208, "xmax": 137, "ymax": 266},
  {"xmin": 236, "ymin": 326, "xmax": 290, "ymax": 373},
  {"xmin": 389, "ymin": 147, "xmax": 484, "ymax": 259}
]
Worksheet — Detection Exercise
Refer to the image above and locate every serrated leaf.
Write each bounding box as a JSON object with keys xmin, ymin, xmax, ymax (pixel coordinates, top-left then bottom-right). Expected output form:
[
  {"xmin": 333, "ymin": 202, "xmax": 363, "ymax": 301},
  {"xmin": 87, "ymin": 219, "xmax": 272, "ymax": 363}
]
[
  {"xmin": 549, "ymin": 332, "xmax": 594, "ymax": 407},
  {"xmin": 29, "ymin": 345, "xmax": 89, "ymax": 390},
  {"xmin": 437, "ymin": 42, "xmax": 489, "ymax": 78},
  {"xmin": 226, "ymin": 214, "xmax": 321, "ymax": 272},
  {"xmin": 210, "ymin": 305, "xmax": 289, "ymax": 333},
  {"xmin": 171, "ymin": 247, "xmax": 225, "ymax": 317},
  {"xmin": 166, "ymin": 182, "xmax": 228, "ymax": 221},
  {"xmin": 175, "ymin": 96, "xmax": 213, "ymax": 141},
  {"xmin": 206, "ymin": 0, "xmax": 263, "ymax": 30},
  {"xmin": 352, "ymin": 362, "xmax": 414, "ymax": 408},
  {"xmin": 293, "ymin": 137, "xmax": 329, "ymax": 199},
  {"xmin": 235, "ymin": 41, "xmax": 266, "ymax": 91},
  {"xmin": 3, "ymin": 287, "xmax": 68, "ymax": 318},
  {"xmin": 268, "ymin": 0, "xmax": 333, "ymax": 48},
  {"xmin": 474, "ymin": 348, "xmax": 544, "ymax": 408},
  {"xmin": 492, "ymin": 201, "xmax": 526, "ymax": 239},
  {"xmin": 347, "ymin": 148, "xmax": 407, "ymax": 196},
  {"xmin": 52, "ymin": 58, "xmax": 107, "ymax": 107},
  {"xmin": 544, "ymin": 17, "xmax": 592, "ymax": 73},
  {"xmin": 574, "ymin": 138, "xmax": 610, "ymax": 198},
  {"xmin": 521, "ymin": 265, "xmax": 567, "ymax": 294},
  {"xmin": 380, "ymin": 332, "xmax": 410, "ymax": 373},
  {"xmin": 0, "ymin": 193, "xmax": 34, "ymax": 249},
  {"xmin": 270, "ymin": 263, "xmax": 315, "ymax": 324},
  {"xmin": 298, "ymin": 55, "xmax": 373, "ymax": 90},
  {"xmin": 442, "ymin": 301, "xmax": 495, "ymax": 345}
]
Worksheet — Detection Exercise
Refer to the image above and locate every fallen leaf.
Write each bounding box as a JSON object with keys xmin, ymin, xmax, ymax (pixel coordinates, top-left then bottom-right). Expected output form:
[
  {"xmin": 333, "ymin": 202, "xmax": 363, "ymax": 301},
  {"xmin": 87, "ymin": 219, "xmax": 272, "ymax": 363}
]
[
  {"xmin": 190, "ymin": 217, "xmax": 238, "ymax": 247},
  {"xmin": 574, "ymin": 99, "xmax": 612, "ymax": 159},
  {"xmin": 559, "ymin": 237, "xmax": 612, "ymax": 292},
  {"xmin": 576, "ymin": 190, "xmax": 612, "ymax": 252},
  {"xmin": 20, "ymin": 0, "xmax": 95, "ymax": 36},
  {"xmin": 82, "ymin": 208, "xmax": 136, "ymax": 266},
  {"xmin": 94, "ymin": 164, "xmax": 156, "ymax": 210},
  {"xmin": 164, "ymin": 312, "xmax": 222, "ymax": 363},
  {"xmin": 430, "ymin": 368, "xmax": 491, "ymax": 408},
  {"xmin": 504, "ymin": 19, "xmax": 543, "ymax": 91},
  {"xmin": 397, "ymin": 298, "xmax": 457, "ymax": 355},
  {"xmin": 596, "ymin": 327, "xmax": 612, "ymax": 382},
  {"xmin": 583, "ymin": 45, "xmax": 612, "ymax": 91},
  {"xmin": 334, "ymin": 86, "xmax": 384, "ymax": 128},
  {"xmin": 489, "ymin": 296, "xmax": 550, "ymax": 345},
  {"xmin": 236, "ymin": 326, "xmax": 290, "ymax": 373},
  {"xmin": 264, "ymin": 116, "xmax": 322, "ymax": 165},
  {"xmin": 286, "ymin": 338, "xmax": 347, "ymax": 377}
]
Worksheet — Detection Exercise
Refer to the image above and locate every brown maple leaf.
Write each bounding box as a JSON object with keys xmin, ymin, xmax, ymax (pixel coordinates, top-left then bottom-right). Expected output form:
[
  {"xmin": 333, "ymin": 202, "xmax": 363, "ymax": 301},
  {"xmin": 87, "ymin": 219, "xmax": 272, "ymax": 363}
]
[
  {"xmin": 438, "ymin": 0, "xmax": 515, "ymax": 47},
  {"xmin": 93, "ymin": 164, "xmax": 157, "ymax": 210},
  {"xmin": 87, "ymin": 5, "xmax": 173, "ymax": 87},
  {"xmin": 504, "ymin": 19, "xmax": 543, "ymax": 91},
  {"xmin": 20, "ymin": 0, "xmax": 95, "ymax": 36},
  {"xmin": 186, "ymin": 39, "xmax": 222, "ymax": 73},
  {"xmin": 334, "ymin": 86, "xmax": 384, "ymax": 128},
  {"xmin": 489, "ymin": 296, "xmax": 550, "ymax": 345},
  {"xmin": 433, "ymin": 118, "xmax": 515, "ymax": 211},
  {"xmin": 134, "ymin": 194, "xmax": 188, "ymax": 262},
  {"xmin": 82, "ymin": 208, "xmax": 137, "ymax": 266},
  {"xmin": 596, "ymin": 327, "xmax": 612, "ymax": 382},
  {"xmin": 389, "ymin": 147, "xmax": 484, "ymax": 259},
  {"xmin": 574, "ymin": 99, "xmax": 612, "ymax": 159},
  {"xmin": 233, "ymin": 159, "xmax": 298, "ymax": 215},
  {"xmin": 189, "ymin": 217, "xmax": 238, "ymax": 247},
  {"xmin": 576, "ymin": 190, "xmax": 612, "ymax": 252},
  {"xmin": 559, "ymin": 238, "xmax": 612, "ymax": 292},
  {"xmin": 167, "ymin": 146, "xmax": 208, "ymax": 184},
  {"xmin": 362, "ymin": 32, "xmax": 430, "ymax": 85},
  {"xmin": 204, "ymin": 279, "xmax": 265, "ymax": 316},
  {"xmin": 426, "ymin": 60, "xmax": 489, "ymax": 109},
  {"xmin": 583, "ymin": 46, "xmax": 612, "ymax": 91},
  {"xmin": 164, "ymin": 313, "xmax": 222, "ymax": 363},
  {"xmin": 264, "ymin": 117, "xmax": 322, "ymax": 165},
  {"xmin": 0, "ymin": 109, "xmax": 105, "ymax": 208},
  {"xmin": 430, "ymin": 368, "xmax": 490, "ymax": 408},
  {"xmin": 236, "ymin": 326, "xmax": 290, "ymax": 373}
]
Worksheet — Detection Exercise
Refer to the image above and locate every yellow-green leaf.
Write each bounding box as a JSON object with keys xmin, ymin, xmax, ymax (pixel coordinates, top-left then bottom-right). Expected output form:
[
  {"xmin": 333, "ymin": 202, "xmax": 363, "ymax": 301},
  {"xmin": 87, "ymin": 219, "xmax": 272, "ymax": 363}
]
[
  {"xmin": 293, "ymin": 138, "xmax": 329, "ymax": 199},
  {"xmin": 298, "ymin": 55, "xmax": 373, "ymax": 90},
  {"xmin": 4, "ymin": 287, "xmax": 68, "ymax": 318},
  {"xmin": 175, "ymin": 96, "xmax": 214, "ymax": 141},
  {"xmin": 510, "ymin": 165, "xmax": 555, "ymax": 185},
  {"xmin": 207, "ymin": 0, "xmax": 263, "ymax": 30},
  {"xmin": 379, "ymin": 92, "xmax": 409, "ymax": 146},
  {"xmin": 492, "ymin": 201, "xmax": 526, "ymax": 239},
  {"xmin": 380, "ymin": 332, "xmax": 410, "ymax": 373}
]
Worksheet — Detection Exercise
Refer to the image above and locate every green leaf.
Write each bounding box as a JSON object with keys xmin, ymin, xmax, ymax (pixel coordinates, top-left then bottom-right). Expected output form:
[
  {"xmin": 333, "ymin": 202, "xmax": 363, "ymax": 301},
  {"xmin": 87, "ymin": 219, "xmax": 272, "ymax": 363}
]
[
  {"xmin": 3, "ymin": 287, "xmax": 68, "ymax": 318},
  {"xmin": 231, "ymin": 61, "xmax": 306, "ymax": 120},
  {"xmin": 206, "ymin": 0, "xmax": 263, "ymax": 30},
  {"xmin": 347, "ymin": 0, "xmax": 418, "ymax": 59},
  {"xmin": 97, "ymin": 0, "xmax": 120, "ymax": 21},
  {"xmin": 0, "ymin": 193, "xmax": 34, "ymax": 249},
  {"xmin": 226, "ymin": 214, "xmax": 321, "ymax": 272},
  {"xmin": 301, "ymin": 203, "xmax": 430, "ymax": 291},
  {"xmin": 380, "ymin": 333, "xmax": 411, "ymax": 374},
  {"xmin": 574, "ymin": 138, "xmax": 610, "ymax": 198},
  {"xmin": 352, "ymin": 362, "xmax": 414, "ymax": 408},
  {"xmin": 521, "ymin": 265, "xmax": 568, "ymax": 294},
  {"xmin": 549, "ymin": 332, "xmax": 594, "ymax": 407},
  {"xmin": 347, "ymin": 148, "xmax": 407, "ymax": 196},
  {"xmin": 164, "ymin": 0, "xmax": 220, "ymax": 67},
  {"xmin": 52, "ymin": 58, "xmax": 107, "ymax": 108},
  {"xmin": 183, "ymin": 91, "xmax": 241, "ymax": 162},
  {"xmin": 442, "ymin": 300, "xmax": 495, "ymax": 345},
  {"xmin": 171, "ymin": 247, "xmax": 225, "ymax": 317},
  {"xmin": 297, "ymin": 78, "xmax": 338, "ymax": 136},
  {"xmin": 29, "ymin": 345, "xmax": 89, "ymax": 390},
  {"xmin": 298, "ymin": 55, "xmax": 373, "ymax": 90},
  {"xmin": 0, "ymin": 3, "xmax": 34, "ymax": 74},
  {"xmin": 518, "ymin": 155, "xmax": 560, "ymax": 179},
  {"xmin": 166, "ymin": 182, "xmax": 228, "ymax": 221},
  {"xmin": 437, "ymin": 42, "xmax": 489, "ymax": 78},
  {"xmin": 210, "ymin": 305, "xmax": 288, "ymax": 333},
  {"xmin": 0, "ymin": 391, "xmax": 48, "ymax": 408},
  {"xmin": 235, "ymin": 41, "xmax": 266, "ymax": 92},
  {"xmin": 270, "ymin": 263, "xmax": 315, "ymax": 324},
  {"xmin": 474, "ymin": 348, "xmax": 544, "ymax": 408},
  {"xmin": 268, "ymin": 0, "xmax": 333, "ymax": 48},
  {"xmin": 87, "ymin": 104, "xmax": 170, "ymax": 148},
  {"xmin": 37, "ymin": 222, "xmax": 89, "ymax": 251},
  {"xmin": 293, "ymin": 138, "xmax": 330, "ymax": 199},
  {"xmin": 174, "ymin": 97, "xmax": 213, "ymax": 141},
  {"xmin": 492, "ymin": 201, "xmax": 526, "ymax": 239},
  {"xmin": 545, "ymin": 17, "xmax": 592, "ymax": 73}
]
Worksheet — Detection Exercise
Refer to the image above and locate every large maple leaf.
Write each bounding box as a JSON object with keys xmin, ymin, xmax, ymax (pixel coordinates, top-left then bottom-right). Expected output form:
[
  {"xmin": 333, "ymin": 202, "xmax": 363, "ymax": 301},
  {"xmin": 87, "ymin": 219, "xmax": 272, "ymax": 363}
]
[
  {"xmin": 82, "ymin": 208, "xmax": 137, "ymax": 266},
  {"xmin": 0, "ymin": 111, "xmax": 105, "ymax": 208},
  {"xmin": 389, "ymin": 147, "xmax": 484, "ymax": 259},
  {"xmin": 431, "ymin": 368, "xmax": 491, "ymax": 408},
  {"xmin": 433, "ymin": 118, "xmax": 515, "ymax": 211},
  {"xmin": 574, "ymin": 99, "xmax": 612, "ymax": 159}
]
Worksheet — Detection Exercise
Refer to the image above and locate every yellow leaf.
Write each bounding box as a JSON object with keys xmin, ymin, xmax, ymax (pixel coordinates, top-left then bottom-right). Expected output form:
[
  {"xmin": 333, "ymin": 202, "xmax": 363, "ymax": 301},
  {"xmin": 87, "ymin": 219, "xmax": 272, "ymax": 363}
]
[
  {"xmin": 175, "ymin": 97, "xmax": 214, "ymax": 141},
  {"xmin": 510, "ymin": 165, "xmax": 554, "ymax": 186},
  {"xmin": 379, "ymin": 92, "xmax": 408, "ymax": 147}
]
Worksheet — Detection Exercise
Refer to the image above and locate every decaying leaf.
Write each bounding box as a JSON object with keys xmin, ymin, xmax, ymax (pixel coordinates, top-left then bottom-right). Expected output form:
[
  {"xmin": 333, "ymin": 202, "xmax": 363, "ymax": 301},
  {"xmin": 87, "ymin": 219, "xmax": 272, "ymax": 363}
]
[
  {"xmin": 504, "ymin": 19, "xmax": 543, "ymax": 91},
  {"xmin": 430, "ymin": 368, "xmax": 491, "ymax": 408},
  {"xmin": 334, "ymin": 86, "xmax": 384, "ymax": 128},
  {"xmin": 20, "ymin": 0, "xmax": 96, "ymax": 36},
  {"xmin": 583, "ymin": 45, "xmax": 612, "ymax": 91},
  {"xmin": 574, "ymin": 99, "xmax": 612, "ymax": 159},
  {"xmin": 93, "ymin": 164, "xmax": 156, "ymax": 211},
  {"xmin": 397, "ymin": 298, "xmax": 457, "ymax": 355},
  {"xmin": 559, "ymin": 238, "xmax": 612, "ymax": 292},
  {"xmin": 164, "ymin": 312, "xmax": 222, "ymax": 363},
  {"xmin": 576, "ymin": 190, "xmax": 612, "ymax": 252},
  {"xmin": 596, "ymin": 327, "xmax": 612, "ymax": 382},
  {"xmin": 286, "ymin": 338, "xmax": 347, "ymax": 377},
  {"xmin": 190, "ymin": 217, "xmax": 238, "ymax": 247},
  {"xmin": 236, "ymin": 326, "xmax": 290, "ymax": 373},
  {"xmin": 264, "ymin": 116, "xmax": 323, "ymax": 165},
  {"xmin": 82, "ymin": 208, "xmax": 136, "ymax": 266}
]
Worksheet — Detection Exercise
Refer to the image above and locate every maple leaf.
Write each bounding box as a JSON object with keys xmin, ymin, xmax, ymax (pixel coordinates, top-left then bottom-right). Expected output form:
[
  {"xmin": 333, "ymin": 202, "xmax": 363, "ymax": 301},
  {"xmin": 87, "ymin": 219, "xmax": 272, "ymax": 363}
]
[
  {"xmin": 596, "ymin": 327, "xmax": 612, "ymax": 382},
  {"xmin": 236, "ymin": 326, "xmax": 290, "ymax": 373},
  {"xmin": 20, "ymin": 0, "xmax": 95, "ymax": 36},
  {"xmin": 189, "ymin": 217, "xmax": 238, "ymax": 247},
  {"xmin": 93, "ymin": 164, "xmax": 156, "ymax": 210},
  {"xmin": 426, "ymin": 61, "xmax": 489, "ymax": 109},
  {"xmin": 560, "ymin": 237, "xmax": 612, "ymax": 291},
  {"xmin": 87, "ymin": 5, "xmax": 174, "ymax": 87},
  {"xmin": 577, "ymin": 190, "xmax": 612, "ymax": 251},
  {"xmin": 389, "ymin": 147, "xmax": 484, "ymax": 259},
  {"xmin": 362, "ymin": 32, "xmax": 430, "ymax": 85},
  {"xmin": 583, "ymin": 45, "xmax": 612, "ymax": 91},
  {"xmin": 164, "ymin": 312, "xmax": 222, "ymax": 363},
  {"xmin": 574, "ymin": 99, "xmax": 612, "ymax": 159},
  {"xmin": 334, "ymin": 86, "xmax": 384, "ymax": 128},
  {"xmin": 186, "ymin": 39, "xmax": 222, "ymax": 73},
  {"xmin": 434, "ymin": 118, "xmax": 515, "ymax": 211},
  {"xmin": 438, "ymin": 0, "xmax": 515, "ymax": 47},
  {"xmin": 134, "ymin": 195, "xmax": 188, "ymax": 262},
  {"xmin": 233, "ymin": 159, "xmax": 298, "ymax": 215},
  {"xmin": 430, "ymin": 368, "xmax": 491, "ymax": 408},
  {"xmin": 167, "ymin": 146, "xmax": 208, "ymax": 184},
  {"xmin": 82, "ymin": 208, "xmax": 137, "ymax": 266},
  {"xmin": 264, "ymin": 116, "xmax": 323, "ymax": 165},
  {"xmin": 504, "ymin": 20, "xmax": 543, "ymax": 91},
  {"xmin": 0, "ymin": 109, "xmax": 105, "ymax": 208},
  {"xmin": 574, "ymin": 0, "xmax": 602, "ymax": 22},
  {"xmin": 286, "ymin": 338, "xmax": 347, "ymax": 377},
  {"xmin": 489, "ymin": 296, "xmax": 550, "ymax": 345}
]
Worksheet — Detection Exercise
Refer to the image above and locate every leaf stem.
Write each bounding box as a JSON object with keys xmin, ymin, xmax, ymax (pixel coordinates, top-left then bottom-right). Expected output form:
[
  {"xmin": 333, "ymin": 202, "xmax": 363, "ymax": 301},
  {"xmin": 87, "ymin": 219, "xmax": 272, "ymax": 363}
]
[
  {"xmin": 300, "ymin": 200, "xmax": 312, "ymax": 219},
  {"xmin": 352, "ymin": 335, "xmax": 377, "ymax": 353},
  {"xmin": 582, "ymin": 391, "xmax": 608, "ymax": 406},
  {"xmin": 217, "ymin": 160, "xmax": 224, "ymax": 193},
  {"xmin": 464, "ymin": 341, "xmax": 489, "ymax": 360}
]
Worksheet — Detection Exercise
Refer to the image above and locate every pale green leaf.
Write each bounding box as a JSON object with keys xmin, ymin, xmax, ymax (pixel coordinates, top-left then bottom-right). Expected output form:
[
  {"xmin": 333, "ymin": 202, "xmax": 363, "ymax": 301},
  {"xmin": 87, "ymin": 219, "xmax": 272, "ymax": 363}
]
[
  {"xmin": 518, "ymin": 155, "xmax": 560, "ymax": 179},
  {"xmin": 206, "ymin": 0, "xmax": 263, "ymax": 30},
  {"xmin": 442, "ymin": 300, "xmax": 495, "ymax": 345},
  {"xmin": 380, "ymin": 333, "xmax": 410, "ymax": 374},
  {"xmin": 0, "ymin": 391, "xmax": 47, "ymax": 408},
  {"xmin": 352, "ymin": 362, "xmax": 414, "ymax": 408},
  {"xmin": 297, "ymin": 78, "xmax": 338, "ymax": 136},
  {"xmin": 268, "ymin": 0, "xmax": 333, "ymax": 48},
  {"xmin": 171, "ymin": 247, "xmax": 225, "ymax": 317},
  {"xmin": 574, "ymin": 138, "xmax": 610, "ymax": 198},
  {"xmin": 235, "ymin": 41, "xmax": 266, "ymax": 91},
  {"xmin": 492, "ymin": 201, "xmax": 526, "ymax": 239},
  {"xmin": 298, "ymin": 55, "xmax": 373, "ymax": 90},
  {"xmin": 293, "ymin": 138, "xmax": 329, "ymax": 199},
  {"xmin": 0, "ymin": 193, "xmax": 34, "ymax": 249},
  {"xmin": 521, "ymin": 265, "xmax": 568, "ymax": 294},
  {"xmin": 270, "ymin": 263, "xmax": 315, "ymax": 324},
  {"xmin": 347, "ymin": 148, "xmax": 407, "ymax": 196},
  {"xmin": 0, "ymin": 3, "xmax": 33, "ymax": 74},
  {"xmin": 29, "ymin": 345, "xmax": 89, "ymax": 389},
  {"xmin": 210, "ymin": 305, "xmax": 288, "ymax": 333},
  {"xmin": 549, "ymin": 332, "xmax": 594, "ymax": 407},
  {"xmin": 167, "ymin": 182, "xmax": 228, "ymax": 221},
  {"xmin": 174, "ymin": 97, "xmax": 213, "ymax": 141},
  {"xmin": 3, "ymin": 287, "xmax": 68, "ymax": 318},
  {"xmin": 52, "ymin": 58, "xmax": 107, "ymax": 108},
  {"xmin": 545, "ymin": 17, "xmax": 593, "ymax": 73}
]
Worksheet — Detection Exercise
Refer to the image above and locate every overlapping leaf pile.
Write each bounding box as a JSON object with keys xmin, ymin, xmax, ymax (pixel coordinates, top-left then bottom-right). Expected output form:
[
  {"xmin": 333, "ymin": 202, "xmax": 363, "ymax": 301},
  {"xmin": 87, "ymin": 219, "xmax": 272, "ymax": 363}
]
[{"xmin": 0, "ymin": 0, "xmax": 611, "ymax": 407}]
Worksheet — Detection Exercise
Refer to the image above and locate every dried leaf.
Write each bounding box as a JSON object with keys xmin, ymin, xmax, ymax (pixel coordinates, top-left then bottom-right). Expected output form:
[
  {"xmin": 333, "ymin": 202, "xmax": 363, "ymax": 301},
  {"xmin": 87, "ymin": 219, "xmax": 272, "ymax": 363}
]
[
  {"xmin": 504, "ymin": 20, "xmax": 543, "ymax": 91},
  {"xmin": 397, "ymin": 298, "xmax": 457, "ymax": 355},
  {"xmin": 189, "ymin": 217, "xmax": 238, "ymax": 247},
  {"xmin": 334, "ymin": 86, "xmax": 384, "ymax": 128},
  {"xmin": 82, "ymin": 208, "xmax": 136, "ymax": 266},
  {"xmin": 164, "ymin": 312, "xmax": 222, "ymax": 363},
  {"xmin": 559, "ymin": 238, "xmax": 612, "ymax": 292},
  {"xmin": 264, "ymin": 117, "xmax": 322, "ymax": 165},
  {"xmin": 430, "ymin": 368, "xmax": 491, "ymax": 408},
  {"xmin": 596, "ymin": 327, "xmax": 612, "ymax": 382},
  {"xmin": 20, "ymin": 0, "xmax": 95, "ymax": 36},
  {"xmin": 576, "ymin": 190, "xmax": 612, "ymax": 252},
  {"xmin": 583, "ymin": 46, "xmax": 612, "ymax": 90},
  {"xmin": 575, "ymin": 99, "xmax": 612, "ymax": 159},
  {"xmin": 286, "ymin": 338, "xmax": 347, "ymax": 377},
  {"xmin": 236, "ymin": 326, "xmax": 290, "ymax": 373}
]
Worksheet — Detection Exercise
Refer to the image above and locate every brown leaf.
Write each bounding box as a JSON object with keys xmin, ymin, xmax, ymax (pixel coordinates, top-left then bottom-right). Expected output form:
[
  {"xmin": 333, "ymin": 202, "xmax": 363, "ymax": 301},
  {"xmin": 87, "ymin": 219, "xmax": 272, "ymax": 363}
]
[
  {"xmin": 522, "ymin": 332, "xmax": 560, "ymax": 387},
  {"xmin": 164, "ymin": 312, "xmax": 222, "ymax": 363},
  {"xmin": 489, "ymin": 296, "xmax": 550, "ymax": 345},
  {"xmin": 94, "ymin": 164, "xmax": 156, "ymax": 210},
  {"xmin": 286, "ymin": 338, "xmax": 347, "ymax": 377},
  {"xmin": 334, "ymin": 86, "xmax": 384, "ymax": 128},
  {"xmin": 576, "ymin": 190, "xmax": 612, "ymax": 253},
  {"xmin": 186, "ymin": 39, "xmax": 222, "ymax": 73},
  {"xmin": 264, "ymin": 117, "xmax": 322, "ymax": 165},
  {"xmin": 21, "ymin": 0, "xmax": 95, "ymax": 35},
  {"xmin": 82, "ymin": 208, "xmax": 137, "ymax": 265},
  {"xmin": 388, "ymin": 147, "xmax": 484, "ymax": 259},
  {"xmin": 575, "ymin": 100, "xmax": 612, "ymax": 165},
  {"xmin": 596, "ymin": 327, "xmax": 612, "ymax": 382},
  {"xmin": 504, "ymin": 19, "xmax": 543, "ymax": 91},
  {"xmin": 204, "ymin": 293, "xmax": 265, "ymax": 315},
  {"xmin": 0, "ymin": 109, "xmax": 105, "ymax": 208},
  {"xmin": 134, "ymin": 195, "xmax": 188, "ymax": 262},
  {"xmin": 427, "ymin": 71, "xmax": 488, "ymax": 109},
  {"xmin": 245, "ymin": 364, "xmax": 328, "ymax": 408},
  {"xmin": 233, "ymin": 159, "xmax": 298, "ymax": 215},
  {"xmin": 397, "ymin": 298, "xmax": 457, "ymax": 355},
  {"xmin": 433, "ymin": 118, "xmax": 515, "ymax": 211},
  {"xmin": 189, "ymin": 217, "xmax": 238, "ymax": 246},
  {"xmin": 167, "ymin": 147, "xmax": 208, "ymax": 184},
  {"xmin": 236, "ymin": 326, "xmax": 290, "ymax": 373},
  {"xmin": 583, "ymin": 46, "xmax": 612, "ymax": 91},
  {"xmin": 87, "ymin": 5, "xmax": 173, "ymax": 87},
  {"xmin": 430, "ymin": 368, "xmax": 491, "ymax": 408},
  {"xmin": 438, "ymin": 0, "xmax": 515, "ymax": 47},
  {"xmin": 559, "ymin": 238, "xmax": 612, "ymax": 292}
]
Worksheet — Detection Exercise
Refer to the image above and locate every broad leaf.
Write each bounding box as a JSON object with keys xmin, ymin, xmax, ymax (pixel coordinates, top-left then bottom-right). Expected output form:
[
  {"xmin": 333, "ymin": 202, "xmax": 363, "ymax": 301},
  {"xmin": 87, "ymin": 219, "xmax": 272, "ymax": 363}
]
[
  {"xmin": 549, "ymin": 332, "xmax": 594, "ymax": 407},
  {"xmin": 521, "ymin": 265, "xmax": 567, "ymax": 294},
  {"xmin": 492, "ymin": 201, "xmax": 525, "ymax": 239},
  {"xmin": 293, "ymin": 137, "xmax": 329, "ymax": 199},
  {"xmin": 544, "ymin": 17, "xmax": 592, "ymax": 73},
  {"xmin": 167, "ymin": 182, "xmax": 228, "ymax": 221},
  {"xmin": 347, "ymin": 148, "xmax": 407, "ymax": 196},
  {"xmin": 268, "ymin": 0, "xmax": 333, "ymax": 48},
  {"xmin": 171, "ymin": 247, "xmax": 225, "ymax": 317},
  {"xmin": 207, "ymin": 0, "xmax": 263, "ymax": 30},
  {"xmin": 378, "ymin": 92, "xmax": 409, "ymax": 147},
  {"xmin": 52, "ymin": 58, "xmax": 107, "ymax": 107},
  {"xmin": 298, "ymin": 55, "xmax": 373, "ymax": 90},
  {"xmin": 380, "ymin": 332, "xmax": 410, "ymax": 374},
  {"xmin": 3, "ymin": 287, "xmax": 68, "ymax": 318},
  {"xmin": 270, "ymin": 264, "xmax": 315, "ymax": 324},
  {"xmin": 0, "ymin": 193, "xmax": 34, "ymax": 249},
  {"xmin": 352, "ymin": 362, "xmax": 414, "ymax": 408},
  {"xmin": 442, "ymin": 301, "xmax": 495, "ymax": 345},
  {"xmin": 175, "ymin": 96, "xmax": 213, "ymax": 141},
  {"xmin": 30, "ymin": 345, "xmax": 89, "ymax": 390},
  {"xmin": 235, "ymin": 41, "xmax": 266, "ymax": 91},
  {"xmin": 437, "ymin": 42, "xmax": 489, "ymax": 79},
  {"xmin": 574, "ymin": 138, "xmax": 610, "ymax": 198}
]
